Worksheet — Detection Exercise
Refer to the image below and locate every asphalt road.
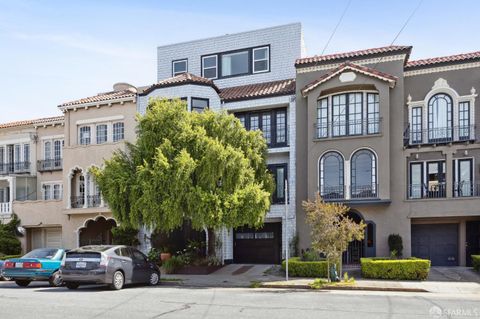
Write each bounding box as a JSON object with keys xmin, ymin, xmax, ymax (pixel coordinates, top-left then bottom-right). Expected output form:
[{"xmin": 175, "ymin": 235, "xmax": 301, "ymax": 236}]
[{"xmin": 0, "ymin": 281, "xmax": 479, "ymax": 319}]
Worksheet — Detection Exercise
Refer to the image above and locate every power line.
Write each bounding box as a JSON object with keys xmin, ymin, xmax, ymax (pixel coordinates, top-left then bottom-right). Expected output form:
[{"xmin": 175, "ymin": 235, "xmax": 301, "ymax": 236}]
[
  {"xmin": 388, "ymin": 0, "xmax": 424, "ymax": 47},
  {"xmin": 320, "ymin": 0, "xmax": 352, "ymax": 55}
]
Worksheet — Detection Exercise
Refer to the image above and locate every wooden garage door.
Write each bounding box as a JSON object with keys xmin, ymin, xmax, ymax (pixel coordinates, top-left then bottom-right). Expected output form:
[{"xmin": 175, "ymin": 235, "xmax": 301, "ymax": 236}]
[
  {"xmin": 233, "ymin": 223, "xmax": 282, "ymax": 264},
  {"xmin": 411, "ymin": 224, "xmax": 458, "ymax": 266}
]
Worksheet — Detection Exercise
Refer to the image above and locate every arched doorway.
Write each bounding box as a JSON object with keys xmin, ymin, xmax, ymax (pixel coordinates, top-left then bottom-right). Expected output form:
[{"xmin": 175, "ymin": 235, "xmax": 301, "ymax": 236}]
[
  {"xmin": 343, "ymin": 210, "xmax": 376, "ymax": 265},
  {"xmin": 79, "ymin": 216, "xmax": 117, "ymax": 247}
]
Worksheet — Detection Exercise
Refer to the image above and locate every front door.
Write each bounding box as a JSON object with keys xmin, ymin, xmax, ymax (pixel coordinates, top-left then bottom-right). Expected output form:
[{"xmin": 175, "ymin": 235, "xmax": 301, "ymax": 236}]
[
  {"xmin": 466, "ymin": 221, "xmax": 480, "ymax": 267},
  {"xmin": 234, "ymin": 223, "xmax": 282, "ymax": 264}
]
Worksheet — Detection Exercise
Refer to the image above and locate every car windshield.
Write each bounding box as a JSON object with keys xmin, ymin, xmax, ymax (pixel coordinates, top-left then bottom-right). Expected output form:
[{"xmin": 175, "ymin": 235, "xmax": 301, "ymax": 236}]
[{"xmin": 23, "ymin": 249, "xmax": 59, "ymax": 259}]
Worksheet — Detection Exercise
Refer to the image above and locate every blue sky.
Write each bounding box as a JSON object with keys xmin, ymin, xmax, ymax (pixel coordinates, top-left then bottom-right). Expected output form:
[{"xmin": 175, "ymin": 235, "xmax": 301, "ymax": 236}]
[{"xmin": 0, "ymin": 0, "xmax": 478, "ymax": 122}]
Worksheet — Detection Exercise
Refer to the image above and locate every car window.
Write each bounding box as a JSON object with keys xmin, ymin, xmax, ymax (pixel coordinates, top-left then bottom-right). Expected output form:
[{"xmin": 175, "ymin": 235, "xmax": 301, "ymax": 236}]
[
  {"xmin": 23, "ymin": 248, "xmax": 59, "ymax": 259},
  {"xmin": 131, "ymin": 250, "xmax": 147, "ymax": 263}
]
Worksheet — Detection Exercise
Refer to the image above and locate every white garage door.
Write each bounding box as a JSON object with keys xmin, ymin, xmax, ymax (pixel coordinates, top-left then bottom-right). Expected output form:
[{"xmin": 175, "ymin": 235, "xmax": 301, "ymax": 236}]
[{"xmin": 45, "ymin": 228, "xmax": 62, "ymax": 248}]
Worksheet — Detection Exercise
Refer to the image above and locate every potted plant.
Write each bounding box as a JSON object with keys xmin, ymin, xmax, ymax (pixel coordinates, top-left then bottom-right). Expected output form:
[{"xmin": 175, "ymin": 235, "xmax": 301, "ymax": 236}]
[{"xmin": 160, "ymin": 246, "xmax": 172, "ymax": 261}]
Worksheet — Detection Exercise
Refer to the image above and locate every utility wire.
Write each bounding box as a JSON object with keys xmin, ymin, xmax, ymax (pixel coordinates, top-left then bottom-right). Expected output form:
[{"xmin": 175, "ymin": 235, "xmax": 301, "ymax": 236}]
[{"xmin": 320, "ymin": 0, "xmax": 352, "ymax": 56}]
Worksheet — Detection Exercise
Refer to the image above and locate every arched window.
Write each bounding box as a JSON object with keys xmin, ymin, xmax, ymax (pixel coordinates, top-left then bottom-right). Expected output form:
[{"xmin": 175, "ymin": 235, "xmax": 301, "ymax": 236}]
[
  {"xmin": 319, "ymin": 152, "xmax": 344, "ymax": 199},
  {"xmin": 428, "ymin": 93, "xmax": 453, "ymax": 142},
  {"xmin": 351, "ymin": 149, "xmax": 377, "ymax": 198}
]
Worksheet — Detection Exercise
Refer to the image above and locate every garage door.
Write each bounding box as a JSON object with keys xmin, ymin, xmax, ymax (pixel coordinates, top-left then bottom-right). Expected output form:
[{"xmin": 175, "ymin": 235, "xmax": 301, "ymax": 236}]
[
  {"xmin": 411, "ymin": 224, "xmax": 458, "ymax": 266},
  {"xmin": 234, "ymin": 223, "xmax": 282, "ymax": 264},
  {"xmin": 46, "ymin": 228, "xmax": 62, "ymax": 248}
]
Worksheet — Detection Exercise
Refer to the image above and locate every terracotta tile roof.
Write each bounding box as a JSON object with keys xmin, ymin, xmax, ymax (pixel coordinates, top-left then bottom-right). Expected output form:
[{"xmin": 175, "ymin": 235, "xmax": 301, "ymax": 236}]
[
  {"xmin": 140, "ymin": 73, "xmax": 220, "ymax": 96},
  {"xmin": 60, "ymin": 89, "xmax": 136, "ymax": 107},
  {"xmin": 296, "ymin": 45, "xmax": 412, "ymax": 67},
  {"xmin": 0, "ymin": 116, "xmax": 64, "ymax": 130},
  {"xmin": 405, "ymin": 50, "xmax": 480, "ymax": 69},
  {"xmin": 301, "ymin": 62, "xmax": 397, "ymax": 97},
  {"xmin": 220, "ymin": 78, "xmax": 295, "ymax": 102}
]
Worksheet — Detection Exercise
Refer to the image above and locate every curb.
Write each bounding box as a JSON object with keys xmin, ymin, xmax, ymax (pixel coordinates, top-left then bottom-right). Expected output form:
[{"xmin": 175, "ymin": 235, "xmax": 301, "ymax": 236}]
[{"xmin": 259, "ymin": 284, "xmax": 428, "ymax": 293}]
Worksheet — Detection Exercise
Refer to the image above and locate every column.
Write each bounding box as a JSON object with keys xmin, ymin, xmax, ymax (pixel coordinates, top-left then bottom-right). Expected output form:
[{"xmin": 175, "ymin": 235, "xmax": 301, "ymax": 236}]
[
  {"xmin": 83, "ymin": 172, "xmax": 88, "ymax": 208},
  {"xmin": 8, "ymin": 177, "xmax": 14, "ymax": 214},
  {"xmin": 445, "ymin": 151, "xmax": 453, "ymax": 198},
  {"xmin": 66, "ymin": 173, "xmax": 72, "ymax": 209},
  {"xmin": 345, "ymin": 160, "xmax": 351, "ymax": 199}
]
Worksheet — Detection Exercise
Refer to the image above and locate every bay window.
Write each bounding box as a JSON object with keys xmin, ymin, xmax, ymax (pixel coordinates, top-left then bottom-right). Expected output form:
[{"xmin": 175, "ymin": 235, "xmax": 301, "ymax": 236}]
[{"xmin": 235, "ymin": 108, "xmax": 287, "ymax": 148}]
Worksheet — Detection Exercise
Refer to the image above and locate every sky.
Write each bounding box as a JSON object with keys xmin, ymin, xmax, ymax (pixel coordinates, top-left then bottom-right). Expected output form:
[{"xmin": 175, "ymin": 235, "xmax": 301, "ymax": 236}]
[{"xmin": 0, "ymin": 0, "xmax": 479, "ymax": 123}]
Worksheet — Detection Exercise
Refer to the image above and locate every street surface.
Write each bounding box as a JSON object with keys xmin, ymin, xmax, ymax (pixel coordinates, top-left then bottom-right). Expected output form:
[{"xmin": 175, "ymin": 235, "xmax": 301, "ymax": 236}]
[{"xmin": 0, "ymin": 281, "xmax": 479, "ymax": 318}]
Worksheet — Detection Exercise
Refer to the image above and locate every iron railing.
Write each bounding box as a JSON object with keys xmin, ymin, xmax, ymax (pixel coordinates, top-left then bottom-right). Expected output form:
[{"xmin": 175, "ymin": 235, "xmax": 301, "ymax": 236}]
[
  {"xmin": 315, "ymin": 118, "xmax": 382, "ymax": 139},
  {"xmin": 404, "ymin": 124, "xmax": 475, "ymax": 146},
  {"xmin": 408, "ymin": 183, "xmax": 446, "ymax": 199},
  {"xmin": 37, "ymin": 159, "xmax": 63, "ymax": 172},
  {"xmin": 70, "ymin": 196, "xmax": 85, "ymax": 208},
  {"xmin": 0, "ymin": 162, "xmax": 30, "ymax": 174},
  {"xmin": 320, "ymin": 184, "xmax": 378, "ymax": 200},
  {"xmin": 453, "ymin": 181, "xmax": 480, "ymax": 198},
  {"xmin": 87, "ymin": 195, "xmax": 101, "ymax": 207}
]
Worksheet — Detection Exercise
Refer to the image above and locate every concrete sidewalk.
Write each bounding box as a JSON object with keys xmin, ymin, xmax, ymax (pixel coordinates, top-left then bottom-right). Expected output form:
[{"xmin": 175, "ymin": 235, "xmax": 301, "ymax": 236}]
[{"xmin": 161, "ymin": 264, "xmax": 480, "ymax": 295}]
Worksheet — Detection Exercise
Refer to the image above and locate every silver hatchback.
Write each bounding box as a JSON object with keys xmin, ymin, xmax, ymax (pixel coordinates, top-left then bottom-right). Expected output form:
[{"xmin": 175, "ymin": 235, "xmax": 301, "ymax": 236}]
[{"xmin": 60, "ymin": 245, "xmax": 160, "ymax": 290}]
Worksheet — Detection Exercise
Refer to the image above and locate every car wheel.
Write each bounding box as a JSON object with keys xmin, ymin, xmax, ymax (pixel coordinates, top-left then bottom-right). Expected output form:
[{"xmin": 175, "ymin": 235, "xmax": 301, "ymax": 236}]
[
  {"xmin": 1, "ymin": 276, "xmax": 11, "ymax": 281},
  {"xmin": 49, "ymin": 271, "xmax": 63, "ymax": 287},
  {"xmin": 110, "ymin": 271, "xmax": 124, "ymax": 290},
  {"xmin": 15, "ymin": 280, "xmax": 31, "ymax": 287},
  {"xmin": 66, "ymin": 282, "xmax": 80, "ymax": 290},
  {"xmin": 148, "ymin": 271, "xmax": 160, "ymax": 286}
]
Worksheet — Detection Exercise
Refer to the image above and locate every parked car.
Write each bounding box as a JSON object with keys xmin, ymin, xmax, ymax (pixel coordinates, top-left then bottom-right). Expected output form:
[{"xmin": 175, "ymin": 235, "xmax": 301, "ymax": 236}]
[
  {"xmin": 61, "ymin": 245, "xmax": 160, "ymax": 290},
  {"xmin": 3, "ymin": 248, "xmax": 65, "ymax": 287},
  {"xmin": 0, "ymin": 260, "xmax": 12, "ymax": 281}
]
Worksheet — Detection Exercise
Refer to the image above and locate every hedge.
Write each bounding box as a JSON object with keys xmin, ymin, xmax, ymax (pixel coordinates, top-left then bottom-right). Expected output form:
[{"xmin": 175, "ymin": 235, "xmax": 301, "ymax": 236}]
[
  {"xmin": 472, "ymin": 255, "xmax": 480, "ymax": 272},
  {"xmin": 281, "ymin": 257, "xmax": 330, "ymax": 278},
  {"xmin": 0, "ymin": 254, "xmax": 22, "ymax": 261},
  {"xmin": 361, "ymin": 257, "xmax": 431, "ymax": 280}
]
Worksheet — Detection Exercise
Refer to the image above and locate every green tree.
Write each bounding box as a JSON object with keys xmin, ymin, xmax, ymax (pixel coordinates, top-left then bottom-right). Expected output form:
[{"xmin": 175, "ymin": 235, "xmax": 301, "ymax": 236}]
[
  {"xmin": 0, "ymin": 214, "xmax": 22, "ymax": 255},
  {"xmin": 93, "ymin": 98, "xmax": 273, "ymax": 236},
  {"xmin": 303, "ymin": 194, "xmax": 365, "ymax": 281}
]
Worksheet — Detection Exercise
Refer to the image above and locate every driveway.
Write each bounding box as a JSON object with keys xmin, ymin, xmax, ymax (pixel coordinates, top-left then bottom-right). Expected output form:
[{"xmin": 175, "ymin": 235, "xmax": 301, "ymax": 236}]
[{"xmin": 428, "ymin": 267, "xmax": 480, "ymax": 282}]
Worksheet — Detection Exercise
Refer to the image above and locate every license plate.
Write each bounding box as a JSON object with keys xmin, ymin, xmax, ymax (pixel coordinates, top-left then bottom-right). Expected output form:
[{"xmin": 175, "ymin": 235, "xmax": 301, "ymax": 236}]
[
  {"xmin": 15, "ymin": 262, "xmax": 23, "ymax": 268},
  {"xmin": 76, "ymin": 262, "xmax": 87, "ymax": 268}
]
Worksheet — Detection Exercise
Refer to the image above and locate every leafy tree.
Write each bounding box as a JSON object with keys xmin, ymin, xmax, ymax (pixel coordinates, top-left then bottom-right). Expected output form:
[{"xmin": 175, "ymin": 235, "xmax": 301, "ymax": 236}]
[
  {"xmin": 111, "ymin": 226, "xmax": 140, "ymax": 246},
  {"xmin": 93, "ymin": 98, "xmax": 273, "ymax": 236},
  {"xmin": 303, "ymin": 194, "xmax": 366, "ymax": 281},
  {"xmin": 0, "ymin": 214, "xmax": 22, "ymax": 255}
]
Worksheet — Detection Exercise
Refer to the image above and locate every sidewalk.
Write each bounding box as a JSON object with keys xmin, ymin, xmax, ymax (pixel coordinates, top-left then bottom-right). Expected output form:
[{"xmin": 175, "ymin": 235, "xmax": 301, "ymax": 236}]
[{"xmin": 161, "ymin": 264, "xmax": 480, "ymax": 295}]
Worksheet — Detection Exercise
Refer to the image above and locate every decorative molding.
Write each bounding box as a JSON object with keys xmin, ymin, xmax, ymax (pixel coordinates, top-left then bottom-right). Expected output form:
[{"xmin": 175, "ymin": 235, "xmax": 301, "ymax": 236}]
[
  {"xmin": 339, "ymin": 72, "xmax": 356, "ymax": 83},
  {"xmin": 40, "ymin": 134, "xmax": 64, "ymax": 141},
  {"xmin": 75, "ymin": 115, "xmax": 124, "ymax": 126},
  {"xmin": 404, "ymin": 61, "xmax": 480, "ymax": 76}
]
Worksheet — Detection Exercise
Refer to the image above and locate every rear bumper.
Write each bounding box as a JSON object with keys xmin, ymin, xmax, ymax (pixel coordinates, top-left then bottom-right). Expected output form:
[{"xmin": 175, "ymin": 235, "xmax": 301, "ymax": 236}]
[
  {"xmin": 3, "ymin": 269, "xmax": 53, "ymax": 281},
  {"xmin": 60, "ymin": 269, "xmax": 110, "ymax": 284}
]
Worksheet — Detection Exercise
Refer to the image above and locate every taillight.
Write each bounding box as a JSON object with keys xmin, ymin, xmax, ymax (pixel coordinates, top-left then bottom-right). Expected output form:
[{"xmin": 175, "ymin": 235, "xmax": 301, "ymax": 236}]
[
  {"xmin": 4, "ymin": 261, "xmax": 14, "ymax": 268},
  {"xmin": 100, "ymin": 254, "xmax": 110, "ymax": 267},
  {"xmin": 24, "ymin": 262, "xmax": 42, "ymax": 269}
]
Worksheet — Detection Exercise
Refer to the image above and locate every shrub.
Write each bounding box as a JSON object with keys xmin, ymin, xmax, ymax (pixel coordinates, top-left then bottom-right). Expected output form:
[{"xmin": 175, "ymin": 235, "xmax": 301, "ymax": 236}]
[
  {"xmin": 388, "ymin": 234, "xmax": 403, "ymax": 257},
  {"xmin": 162, "ymin": 256, "xmax": 184, "ymax": 274},
  {"xmin": 472, "ymin": 255, "xmax": 480, "ymax": 272},
  {"xmin": 0, "ymin": 254, "xmax": 22, "ymax": 260},
  {"xmin": 0, "ymin": 216, "xmax": 22, "ymax": 255},
  {"xmin": 361, "ymin": 257, "xmax": 431, "ymax": 280},
  {"xmin": 111, "ymin": 226, "xmax": 140, "ymax": 246},
  {"xmin": 281, "ymin": 257, "xmax": 331, "ymax": 278},
  {"xmin": 301, "ymin": 249, "xmax": 323, "ymax": 261},
  {"xmin": 147, "ymin": 248, "xmax": 161, "ymax": 263}
]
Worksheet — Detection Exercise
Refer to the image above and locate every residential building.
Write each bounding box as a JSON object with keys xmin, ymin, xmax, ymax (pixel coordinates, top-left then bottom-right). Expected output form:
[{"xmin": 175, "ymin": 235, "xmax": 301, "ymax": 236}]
[
  {"xmin": 295, "ymin": 46, "xmax": 480, "ymax": 266},
  {"xmin": 138, "ymin": 23, "xmax": 304, "ymax": 264}
]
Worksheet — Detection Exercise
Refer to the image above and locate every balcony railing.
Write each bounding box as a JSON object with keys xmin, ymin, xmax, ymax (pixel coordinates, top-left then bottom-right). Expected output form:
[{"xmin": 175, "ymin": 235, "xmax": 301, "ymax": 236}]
[
  {"xmin": 70, "ymin": 196, "xmax": 85, "ymax": 208},
  {"xmin": 87, "ymin": 195, "xmax": 101, "ymax": 207},
  {"xmin": 403, "ymin": 124, "xmax": 475, "ymax": 146},
  {"xmin": 0, "ymin": 202, "xmax": 11, "ymax": 214},
  {"xmin": 408, "ymin": 183, "xmax": 446, "ymax": 199},
  {"xmin": 0, "ymin": 162, "xmax": 31, "ymax": 175},
  {"xmin": 453, "ymin": 182, "xmax": 480, "ymax": 197},
  {"xmin": 315, "ymin": 118, "xmax": 382, "ymax": 139},
  {"xmin": 37, "ymin": 159, "xmax": 63, "ymax": 172},
  {"xmin": 320, "ymin": 184, "xmax": 379, "ymax": 200}
]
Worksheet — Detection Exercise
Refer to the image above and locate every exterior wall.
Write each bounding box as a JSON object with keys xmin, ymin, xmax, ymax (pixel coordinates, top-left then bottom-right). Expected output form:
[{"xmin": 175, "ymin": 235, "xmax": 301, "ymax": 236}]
[{"xmin": 157, "ymin": 23, "xmax": 302, "ymax": 88}]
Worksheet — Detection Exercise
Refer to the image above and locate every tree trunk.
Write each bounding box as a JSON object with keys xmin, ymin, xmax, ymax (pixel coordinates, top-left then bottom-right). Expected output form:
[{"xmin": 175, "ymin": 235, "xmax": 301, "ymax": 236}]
[{"xmin": 204, "ymin": 226, "xmax": 209, "ymax": 256}]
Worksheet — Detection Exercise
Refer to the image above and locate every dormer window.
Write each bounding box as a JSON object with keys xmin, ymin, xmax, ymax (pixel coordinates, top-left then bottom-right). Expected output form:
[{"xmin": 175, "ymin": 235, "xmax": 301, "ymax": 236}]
[{"xmin": 172, "ymin": 59, "xmax": 188, "ymax": 76}]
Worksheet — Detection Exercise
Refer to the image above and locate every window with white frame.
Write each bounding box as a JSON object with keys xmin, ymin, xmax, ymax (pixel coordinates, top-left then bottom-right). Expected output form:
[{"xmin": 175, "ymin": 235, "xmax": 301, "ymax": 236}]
[
  {"xmin": 79, "ymin": 126, "xmax": 91, "ymax": 145},
  {"xmin": 23, "ymin": 144, "xmax": 30, "ymax": 164},
  {"xmin": 202, "ymin": 55, "xmax": 218, "ymax": 79},
  {"xmin": 96, "ymin": 124, "xmax": 108, "ymax": 144},
  {"xmin": 253, "ymin": 47, "xmax": 269, "ymax": 73},
  {"xmin": 191, "ymin": 98, "xmax": 209, "ymax": 113},
  {"xmin": 172, "ymin": 59, "xmax": 188, "ymax": 76},
  {"xmin": 221, "ymin": 50, "xmax": 249, "ymax": 77},
  {"xmin": 42, "ymin": 183, "xmax": 62, "ymax": 200},
  {"xmin": 113, "ymin": 122, "xmax": 125, "ymax": 142},
  {"xmin": 44, "ymin": 141, "xmax": 52, "ymax": 160},
  {"xmin": 319, "ymin": 151, "xmax": 344, "ymax": 199}
]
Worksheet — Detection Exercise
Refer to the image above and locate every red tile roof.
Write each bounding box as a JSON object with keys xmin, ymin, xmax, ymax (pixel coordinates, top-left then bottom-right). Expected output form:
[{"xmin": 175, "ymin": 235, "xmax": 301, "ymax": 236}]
[
  {"xmin": 60, "ymin": 89, "xmax": 136, "ymax": 107},
  {"xmin": 0, "ymin": 116, "xmax": 64, "ymax": 130},
  {"xmin": 405, "ymin": 50, "xmax": 480, "ymax": 69},
  {"xmin": 140, "ymin": 73, "xmax": 220, "ymax": 95},
  {"xmin": 301, "ymin": 62, "xmax": 397, "ymax": 96},
  {"xmin": 220, "ymin": 78, "xmax": 295, "ymax": 102},
  {"xmin": 296, "ymin": 45, "xmax": 412, "ymax": 67}
]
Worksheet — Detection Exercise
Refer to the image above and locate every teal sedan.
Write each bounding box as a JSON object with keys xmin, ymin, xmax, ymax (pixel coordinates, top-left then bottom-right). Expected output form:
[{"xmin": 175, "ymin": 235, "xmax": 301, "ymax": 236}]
[{"xmin": 3, "ymin": 248, "xmax": 65, "ymax": 287}]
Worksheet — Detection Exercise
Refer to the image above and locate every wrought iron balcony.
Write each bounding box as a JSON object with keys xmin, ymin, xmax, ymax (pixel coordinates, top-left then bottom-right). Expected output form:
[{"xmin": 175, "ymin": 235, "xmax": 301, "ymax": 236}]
[
  {"xmin": 87, "ymin": 195, "xmax": 101, "ymax": 207},
  {"xmin": 70, "ymin": 196, "xmax": 85, "ymax": 208},
  {"xmin": 37, "ymin": 159, "xmax": 63, "ymax": 172},
  {"xmin": 0, "ymin": 162, "xmax": 31, "ymax": 175},
  {"xmin": 403, "ymin": 124, "xmax": 475, "ymax": 147},
  {"xmin": 408, "ymin": 183, "xmax": 446, "ymax": 199},
  {"xmin": 315, "ymin": 118, "xmax": 382, "ymax": 139},
  {"xmin": 453, "ymin": 181, "xmax": 480, "ymax": 197},
  {"xmin": 320, "ymin": 186, "xmax": 345, "ymax": 200},
  {"xmin": 350, "ymin": 185, "xmax": 378, "ymax": 199},
  {"xmin": 320, "ymin": 184, "xmax": 379, "ymax": 200}
]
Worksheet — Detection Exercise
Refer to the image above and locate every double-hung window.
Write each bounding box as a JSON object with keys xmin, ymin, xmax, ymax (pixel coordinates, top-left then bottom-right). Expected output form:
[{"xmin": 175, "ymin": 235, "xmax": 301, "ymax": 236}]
[
  {"xmin": 113, "ymin": 122, "xmax": 124, "ymax": 142},
  {"xmin": 367, "ymin": 93, "xmax": 380, "ymax": 134},
  {"xmin": 191, "ymin": 98, "xmax": 209, "ymax": 113},
  {"xmin": 172, "ymin": 59, "xmax": 187, "ymax": 76},
  {"xmin": 79, "ymin": 126, "xmax": 91, "ymax": 145},
  {"xmin": 411, "ymin": 107, "xmax": 423, "ymax": 144},
  {"xmin": 202, "ymin": 55, "xmax": 218, "ymax": 79},
  {"xmin": 317, "ymin": 98, "xmax": 328, "ymax": 138},
  {"xmin": 458, "ymin": 101, "xmax": 470, "ymax": 140},
  {"xmin": 235, "ymin": 108, "xmax": 287, "ymax": 148},
  {"xmin": 96, "ymin": 124, "xmax": 108, "ymax": 144},
  {"xmin": 252, "ymin": 47, "xmax": 269, "ymax": 73},
  {"xmin": 268, "ymin": 164, "xmax": 288, "ymax": 204}
]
